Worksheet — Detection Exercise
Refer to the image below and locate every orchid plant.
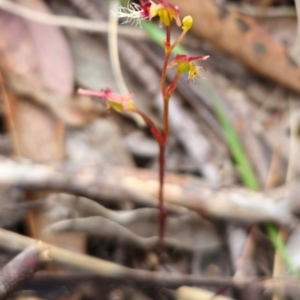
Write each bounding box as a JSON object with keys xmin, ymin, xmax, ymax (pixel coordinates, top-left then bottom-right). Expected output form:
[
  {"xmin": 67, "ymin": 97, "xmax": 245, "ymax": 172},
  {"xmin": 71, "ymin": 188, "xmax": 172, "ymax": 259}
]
[{"xmin": 78, "ymin": 0, "xmax": 208, "ymax": 260}]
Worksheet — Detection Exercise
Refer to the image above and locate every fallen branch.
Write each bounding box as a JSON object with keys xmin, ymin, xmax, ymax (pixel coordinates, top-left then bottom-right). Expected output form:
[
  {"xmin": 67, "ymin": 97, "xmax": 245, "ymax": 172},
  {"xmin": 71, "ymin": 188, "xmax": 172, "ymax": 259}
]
[
  {"xmin": 0, "ymin": 243, "xmax": 49, "ymax": 300},
  {"xmin": 0, "ymin": 0, "xmax": 145, "ymax": 39},
  {"xmin": 50, "ymin": 196, "xmax": 162, "ymax": 225},
  {"xmin": 0, "ymin": 227, "xmax": 300, "ymax": 295},
  {"xmin": 0, "ymin": 157, "xmax": 297, "ymax": 225},
  {"xmin": 47, "ymin": 196, "xmax": 220, "ymax": 252},
  {"xmin": 47, "ymin": 216, "xmax": 199, "ymax": 253}
]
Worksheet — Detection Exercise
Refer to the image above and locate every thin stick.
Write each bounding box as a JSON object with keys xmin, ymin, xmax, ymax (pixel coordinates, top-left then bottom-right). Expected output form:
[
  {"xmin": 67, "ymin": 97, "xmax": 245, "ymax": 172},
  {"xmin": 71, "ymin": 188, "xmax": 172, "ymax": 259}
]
[
  {"xmin": 47, "ymin": 216, "xmax": 198, "ymax": 253},
  {"xmin": 0, "ymin": 243, "xmax": 49, "ymax": 300},
  {"xmin": 158, "ymin": 143, "xmax": 166, "ymax": 258},
  {"xmin": 0, "ymin": 227, "xmax": 300, "ymax": 293},
  {"xmin": 271, "ymin": 98, "xmax": 300, "ymax": 300},
  {"xmin": 0, "ymin": 158, "xmax": 296, "ymax": 225},
  {"xmin": 0, "ymin": 0, "xmax": 146, "ymax": 39},
  {"xmin": 108, "ymin": 1, "xmax": 144, "ymax": 126}
]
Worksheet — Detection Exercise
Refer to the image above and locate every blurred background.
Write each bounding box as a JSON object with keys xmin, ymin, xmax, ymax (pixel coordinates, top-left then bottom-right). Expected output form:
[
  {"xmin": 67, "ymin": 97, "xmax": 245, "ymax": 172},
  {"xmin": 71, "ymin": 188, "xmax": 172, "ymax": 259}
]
[{"xmin": 0, "ymin": 0, "xmax": 300, "ymax": 299}]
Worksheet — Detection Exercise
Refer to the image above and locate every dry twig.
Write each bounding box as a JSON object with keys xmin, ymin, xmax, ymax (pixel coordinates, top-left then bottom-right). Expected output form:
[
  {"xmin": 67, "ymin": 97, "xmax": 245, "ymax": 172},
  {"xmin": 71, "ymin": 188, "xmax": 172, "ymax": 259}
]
[
  {"xmin": 0, "ymin": 243, "xmax": 49, "ymax": 300},
  {"xmin": 0, "ymin": 0, "xmax": 146, "ymax": 39},
  {"xmin": 0, "ymin": 228, "xmax": 300, "ymax": 297},
  {"xmin": 47, "ymin": 196, "xmax": 220, "ymax": 252},
  {"xmin": 0, "ymin": 157, "xmax": 297, "ymax": 225},
  {"xmin": 48, "ymin": 216, "xmax": 200, "ymax": 253}
]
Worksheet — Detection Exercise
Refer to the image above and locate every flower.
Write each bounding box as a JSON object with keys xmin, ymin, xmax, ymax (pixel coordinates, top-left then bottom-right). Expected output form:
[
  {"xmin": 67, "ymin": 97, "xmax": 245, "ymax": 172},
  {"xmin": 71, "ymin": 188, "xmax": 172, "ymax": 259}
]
[
  {"xmin": 182, "ymin": 15, "xmax": 193, "ymax": 32},
  {"xmin": 78, "ymin": 88, "xmax": 136, "ymax": 113},
  {"xmin": 167, "ymin": 54, "xmax": 209, "ymax": 81},
  {"xmin": 115, "ymin": 0, "xmax": 152, "ymax": 26},
  {"xmin": 150, "ymin": 0, "xmax": 181, "ymax": 27},
  {"xmin": 115, "ymin": 0, "xmax": 181, "ymax": 27}
]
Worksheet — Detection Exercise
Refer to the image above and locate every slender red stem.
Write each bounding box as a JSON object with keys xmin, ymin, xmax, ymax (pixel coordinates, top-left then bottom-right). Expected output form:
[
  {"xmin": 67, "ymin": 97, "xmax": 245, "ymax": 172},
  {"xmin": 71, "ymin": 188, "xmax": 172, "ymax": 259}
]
[
  {"xmin": 161, "ymin": 26, "xmax": 171, "ymax": 96},
  {"xmin": 165, "ymin": 26, "xmax": 171, "ymax": 48},
  {"xmin": 161, "ymin": 54, "xmax": 171, "ymax": 97},
  {"xmin": 156, "ymin": 24, "xmax": 173, "ymax": 261},
  {"xmin": 132, "ymin": 108, "xmax": 165, "ymax": 145},
  {"xmin": 163, "ymin": 98, "xmax": 169, "ymax": 138},
  {"xmin": 158, "ymin": 142, "xmax": 166, "ymax": 259},
  {"xmin": 166, "ymin": 72, "xmax": 181, "ymax": 98},
  {"xmin": 170, "ymin": 30, "xmax": 186, "ymax": 52},
  {"xmin": 131, "ymin": 108, "xmax": 167, "ymax": 261},
  {"xmin": 132, "ymin": 23, "xmax": 176, "ymax": 261}
]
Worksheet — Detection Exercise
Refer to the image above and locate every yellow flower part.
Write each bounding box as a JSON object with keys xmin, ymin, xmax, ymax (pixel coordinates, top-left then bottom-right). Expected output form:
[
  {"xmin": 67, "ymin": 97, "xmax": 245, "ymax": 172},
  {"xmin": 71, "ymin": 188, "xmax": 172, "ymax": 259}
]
[
  {"xmin": 108, "ymin": 98, "xmax": 136, "ymax": 113},
  {"xmin": 187, "ymin": 63, "xmax": 200, "ymax": 81},
  {"xmin": 182, "ymin": 15, "xmax": 193, "ymax": 32},
  {"xmin": 167, "ymin": 54, "xmax": 209, "ymax": 82},
  {"xmin": 149, "ymin": 0, "xmax": 181, "ymax": 27},
  {"xmin": 77, "ymin": 88, "xmax": 136, "ymax": 113}
]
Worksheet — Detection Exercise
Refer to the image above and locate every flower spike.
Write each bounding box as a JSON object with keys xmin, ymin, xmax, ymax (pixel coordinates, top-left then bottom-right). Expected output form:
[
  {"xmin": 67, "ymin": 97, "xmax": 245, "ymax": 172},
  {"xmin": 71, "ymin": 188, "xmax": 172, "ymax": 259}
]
[
  {"xmin": 168, "ymin": 54, "xmax": 209, "ymax": 81},
  {"xmin": 78, "ymin": 88, "xmax": 136, "ymax": 113}
]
